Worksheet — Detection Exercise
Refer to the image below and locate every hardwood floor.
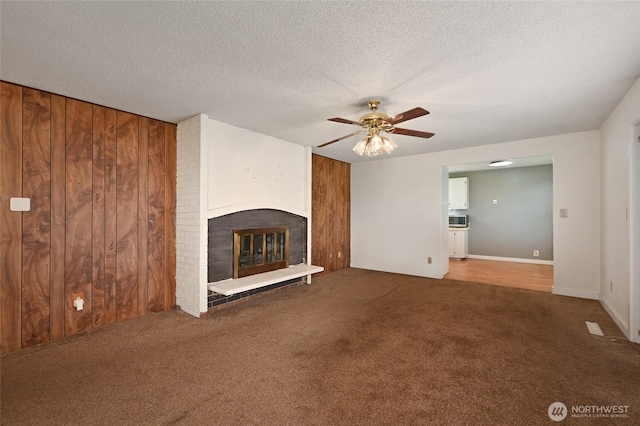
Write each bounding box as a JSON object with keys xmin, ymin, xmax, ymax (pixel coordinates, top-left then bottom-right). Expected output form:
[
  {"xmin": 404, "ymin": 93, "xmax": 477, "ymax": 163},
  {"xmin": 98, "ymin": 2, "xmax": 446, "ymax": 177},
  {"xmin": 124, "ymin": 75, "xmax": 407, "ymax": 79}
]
[{"xmin": 445, "ymin": 257, "xmax": 553, "ymax": 293}]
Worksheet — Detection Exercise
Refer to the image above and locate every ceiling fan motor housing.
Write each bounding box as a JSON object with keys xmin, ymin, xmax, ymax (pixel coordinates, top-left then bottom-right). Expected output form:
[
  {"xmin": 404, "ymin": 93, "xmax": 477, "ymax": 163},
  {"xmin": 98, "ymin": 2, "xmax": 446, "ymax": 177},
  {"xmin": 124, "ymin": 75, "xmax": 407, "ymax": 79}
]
[{"xmin": 360, "ymin": 100, "xmax": 392, "ymax": 130}]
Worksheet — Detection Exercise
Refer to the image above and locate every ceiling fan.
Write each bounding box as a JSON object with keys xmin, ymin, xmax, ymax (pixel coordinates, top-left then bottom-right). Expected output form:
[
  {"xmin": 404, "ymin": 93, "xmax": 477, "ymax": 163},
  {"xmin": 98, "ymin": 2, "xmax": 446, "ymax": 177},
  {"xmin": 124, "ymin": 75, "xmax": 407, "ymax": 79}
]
[{"xmin": 318, "ymin": 100, "xmax": 434, "ymax": 156}]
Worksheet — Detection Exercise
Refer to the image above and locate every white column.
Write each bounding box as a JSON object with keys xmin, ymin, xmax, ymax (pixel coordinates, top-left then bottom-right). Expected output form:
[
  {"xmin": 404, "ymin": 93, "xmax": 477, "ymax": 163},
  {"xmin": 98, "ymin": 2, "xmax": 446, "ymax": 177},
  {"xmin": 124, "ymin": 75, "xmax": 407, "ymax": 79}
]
[
  {"xmin": 304, "ymin": 146, "xmax": 313, "ymax": 283},
  {"xmin": 176, "ymin": 114, "xmax": 209, "ymax": 317}
]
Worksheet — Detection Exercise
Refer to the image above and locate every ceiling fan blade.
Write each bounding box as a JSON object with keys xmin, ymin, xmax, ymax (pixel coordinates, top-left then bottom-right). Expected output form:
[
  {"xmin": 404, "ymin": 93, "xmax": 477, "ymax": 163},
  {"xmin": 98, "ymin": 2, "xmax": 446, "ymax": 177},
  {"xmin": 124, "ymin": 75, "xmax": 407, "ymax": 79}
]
[
  {"xmin": 387, "ymin": 107, "xmax": 429, "ymax": 125},
  {"xmin": 392, "ymin": 127, "xmax": 435, "ymax": 138},
  {"xmin": 318, "ymin": 131, "xmax": 364, "ymax": 148},
  {"xmin": 328, "ymin": 117, "xmax": 361, "ymax": 126}
]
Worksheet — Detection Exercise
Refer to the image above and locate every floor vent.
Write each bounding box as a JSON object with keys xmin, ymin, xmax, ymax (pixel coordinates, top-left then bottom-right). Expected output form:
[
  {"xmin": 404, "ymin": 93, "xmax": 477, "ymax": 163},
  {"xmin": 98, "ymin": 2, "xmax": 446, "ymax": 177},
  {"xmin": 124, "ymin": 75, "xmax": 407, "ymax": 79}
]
[{"xmin": 585, "ymin": 321, "xmax": 604, "ymax": 336}]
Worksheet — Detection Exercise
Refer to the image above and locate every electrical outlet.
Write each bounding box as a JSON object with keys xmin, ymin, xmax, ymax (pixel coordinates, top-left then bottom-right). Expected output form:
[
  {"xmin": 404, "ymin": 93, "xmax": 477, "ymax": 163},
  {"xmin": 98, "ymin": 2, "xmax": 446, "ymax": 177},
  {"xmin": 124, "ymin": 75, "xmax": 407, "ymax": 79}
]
[
  {"xmin": 329, "ymin": 253, "xmax": 333, "ymax": 259},
  {"xmin": 338, "ymin": 252, "xmax": 342, "ymax": 259},
  {"xmin": 533, "ymin": 250, "xmax": 539, "ymax": 257},
  {"xmin": 72, "ymin": 292, "xmax": 85, "ymax": 312},
  {"xmin": 428, "ymin": 257, "xmax": 432, "ymax": 264}
]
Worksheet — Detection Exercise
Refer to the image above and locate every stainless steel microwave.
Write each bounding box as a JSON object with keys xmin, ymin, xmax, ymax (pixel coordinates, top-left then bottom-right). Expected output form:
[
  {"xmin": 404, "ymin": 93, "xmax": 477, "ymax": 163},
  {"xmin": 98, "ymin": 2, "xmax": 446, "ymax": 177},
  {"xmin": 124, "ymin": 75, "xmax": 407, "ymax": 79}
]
[{"xmin": 449, "ymin": 215, "xmax": 469, "ymax": 228}]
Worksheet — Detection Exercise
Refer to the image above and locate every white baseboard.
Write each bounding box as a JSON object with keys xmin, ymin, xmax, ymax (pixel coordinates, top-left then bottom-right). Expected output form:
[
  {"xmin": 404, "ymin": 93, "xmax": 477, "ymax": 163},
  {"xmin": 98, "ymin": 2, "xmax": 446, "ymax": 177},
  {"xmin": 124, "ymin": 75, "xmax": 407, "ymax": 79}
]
[
  {"xmin": 466, "ymin": 254, "xmax": 554, "ymax": 265},
  {"xmin": 552, "ymin": 287, "xmax": 599, "ymax": 300},
  {"xmin": 599, "ymin": 298, "xmax": 630, "ymax": 338}
]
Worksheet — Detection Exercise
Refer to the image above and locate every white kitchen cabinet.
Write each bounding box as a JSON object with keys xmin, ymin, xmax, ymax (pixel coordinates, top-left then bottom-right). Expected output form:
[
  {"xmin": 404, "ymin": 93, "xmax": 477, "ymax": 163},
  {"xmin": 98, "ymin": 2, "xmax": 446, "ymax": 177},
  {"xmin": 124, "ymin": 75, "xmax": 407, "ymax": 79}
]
[
  {"xmin": 449, "ymin": 177, "xmax": 469, "ymax": 209},
  {"xmin": 449, "ymin": 229, "xmax": 468, "ymax": 259}
]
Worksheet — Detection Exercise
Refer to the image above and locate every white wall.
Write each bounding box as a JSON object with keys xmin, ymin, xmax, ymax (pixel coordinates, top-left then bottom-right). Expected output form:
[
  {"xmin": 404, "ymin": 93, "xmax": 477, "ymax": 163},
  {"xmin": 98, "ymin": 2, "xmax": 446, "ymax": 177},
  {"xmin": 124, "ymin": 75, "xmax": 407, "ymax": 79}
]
[
  {"xmin": 206, "ymin": 119, "xmax": 309, "ymax": 219},
  {"xmin": 352, "ymin": 130, "xmax": 601, "ymax": 299},
  {"xmin": 599, "ymin": 77, "xmax": 640, "ymax": 339}
]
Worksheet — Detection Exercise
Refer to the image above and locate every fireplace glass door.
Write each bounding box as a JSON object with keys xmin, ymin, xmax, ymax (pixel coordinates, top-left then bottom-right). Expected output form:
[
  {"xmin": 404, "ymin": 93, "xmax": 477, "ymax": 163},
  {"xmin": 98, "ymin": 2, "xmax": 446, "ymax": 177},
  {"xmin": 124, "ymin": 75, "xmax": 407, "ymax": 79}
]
[{"xmin": 233, "ymin": 227, "xmax": 289, "ymax": 278}]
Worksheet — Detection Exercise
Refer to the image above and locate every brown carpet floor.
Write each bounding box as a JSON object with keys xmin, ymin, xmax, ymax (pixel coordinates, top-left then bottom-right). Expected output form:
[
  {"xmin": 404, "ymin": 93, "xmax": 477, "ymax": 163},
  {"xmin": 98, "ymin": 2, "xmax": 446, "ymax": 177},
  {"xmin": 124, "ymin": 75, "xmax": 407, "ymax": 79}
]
[{"xmin": 2, "ymin": 268, "xmax": 640, "ymax": 425}]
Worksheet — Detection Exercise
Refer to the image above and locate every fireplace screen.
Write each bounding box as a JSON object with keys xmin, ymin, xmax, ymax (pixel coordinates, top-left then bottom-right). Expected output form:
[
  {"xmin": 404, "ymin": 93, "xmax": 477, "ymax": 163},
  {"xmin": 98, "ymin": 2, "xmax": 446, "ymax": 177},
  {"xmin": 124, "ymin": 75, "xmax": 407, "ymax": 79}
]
[{"xmin": 234, "ymin": 227, "xmax": 289, "ymax": 278}]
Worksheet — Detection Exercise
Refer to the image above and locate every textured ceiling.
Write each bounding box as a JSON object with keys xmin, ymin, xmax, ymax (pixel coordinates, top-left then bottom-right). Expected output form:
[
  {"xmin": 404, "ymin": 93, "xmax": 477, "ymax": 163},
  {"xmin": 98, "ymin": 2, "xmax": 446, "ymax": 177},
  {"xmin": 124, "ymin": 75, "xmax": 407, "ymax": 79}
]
[{"xmin": 1, "ymin": 1, "xmax": 639, "ymax": 163}]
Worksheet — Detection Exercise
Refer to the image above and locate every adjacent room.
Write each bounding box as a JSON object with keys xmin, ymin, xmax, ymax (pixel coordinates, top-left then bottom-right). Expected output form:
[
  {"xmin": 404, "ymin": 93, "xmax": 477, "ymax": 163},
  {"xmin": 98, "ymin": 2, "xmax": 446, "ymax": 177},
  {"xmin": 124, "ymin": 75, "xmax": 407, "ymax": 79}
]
[
  {"xmin": 445, "ymin": 155, "xmax": 554, "ymax": 292},
  {"xmin": 1, "ymin": 2, "xmax": 639, "ymax": 424}
]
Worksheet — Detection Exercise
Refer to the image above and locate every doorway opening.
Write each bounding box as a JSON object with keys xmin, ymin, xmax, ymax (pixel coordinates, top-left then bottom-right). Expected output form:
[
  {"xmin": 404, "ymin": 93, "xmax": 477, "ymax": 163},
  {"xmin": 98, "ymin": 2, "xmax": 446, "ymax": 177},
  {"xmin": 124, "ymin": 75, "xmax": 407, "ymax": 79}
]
[
  {"xmin": 444, "ymin": 155, "xmax": 554, "ymax": 292},
  {"xmin": 631, "ymin": 122, "xmax": 640, "ymax": 343}
]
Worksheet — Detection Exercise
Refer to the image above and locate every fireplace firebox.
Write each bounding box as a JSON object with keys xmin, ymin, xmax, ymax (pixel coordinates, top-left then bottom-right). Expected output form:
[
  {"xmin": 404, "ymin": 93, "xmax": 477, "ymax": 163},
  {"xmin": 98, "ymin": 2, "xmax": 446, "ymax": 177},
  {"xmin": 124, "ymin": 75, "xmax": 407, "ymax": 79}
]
[
  {"xmin": 208, "ymin": 209, "xmax": 306, "ymax": 283},
  {"xmin": 233, "ymin": 227, "xmax": 289, "ymax": 278}
]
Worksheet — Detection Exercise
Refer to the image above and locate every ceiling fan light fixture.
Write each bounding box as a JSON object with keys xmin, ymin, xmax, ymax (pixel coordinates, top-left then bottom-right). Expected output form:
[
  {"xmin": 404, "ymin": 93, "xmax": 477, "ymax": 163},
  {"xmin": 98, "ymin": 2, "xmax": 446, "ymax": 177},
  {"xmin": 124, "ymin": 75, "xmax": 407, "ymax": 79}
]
[
  {"xmin": 353, "ymin": 138, "xmax": 368, "ymax": 156},
  {"xmin": 354, "ymin": 128, "xmax": 394, "ymax": 157},
  {"xmin": 364, "ymin": 137, "xmax": 382, "ymax": 157},
  {"xmin": 382, "ymin": 136, "xmax": 397, "ymax": 154},
  {"xmin": 370, "ymin": 133, "xmax": 384, "ymax": 151},
  {"xmin": 489, "ymin": 160, "xmax": 513, "ymax": 167}
]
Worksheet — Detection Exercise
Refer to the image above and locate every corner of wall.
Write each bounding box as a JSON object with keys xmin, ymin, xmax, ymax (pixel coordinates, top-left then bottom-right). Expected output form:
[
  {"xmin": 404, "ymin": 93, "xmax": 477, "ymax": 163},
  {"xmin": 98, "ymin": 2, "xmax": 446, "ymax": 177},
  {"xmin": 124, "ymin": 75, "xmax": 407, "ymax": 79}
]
[
  {"xmin": 598, "ymin": 76, "xmax": 640, "ymax": 339},
  {"xmin": 176, "ymin": 114, "xmax": 208, "ymax": 318},
  {"xmin": 600, "ymin": 298, "xmax": 630, "ymax": 337},
  {"xmin": 304, "ymin": 146, "xmax": 312, "ymax": 269}
]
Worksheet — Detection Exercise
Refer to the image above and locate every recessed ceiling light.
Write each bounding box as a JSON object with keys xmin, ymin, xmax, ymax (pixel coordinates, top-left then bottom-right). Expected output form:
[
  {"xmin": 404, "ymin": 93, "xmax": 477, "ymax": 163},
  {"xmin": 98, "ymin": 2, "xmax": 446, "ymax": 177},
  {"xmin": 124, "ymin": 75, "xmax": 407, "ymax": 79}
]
[{"xmin": 489, "ymin": 160, "xmax": 513, "ymax": 167}]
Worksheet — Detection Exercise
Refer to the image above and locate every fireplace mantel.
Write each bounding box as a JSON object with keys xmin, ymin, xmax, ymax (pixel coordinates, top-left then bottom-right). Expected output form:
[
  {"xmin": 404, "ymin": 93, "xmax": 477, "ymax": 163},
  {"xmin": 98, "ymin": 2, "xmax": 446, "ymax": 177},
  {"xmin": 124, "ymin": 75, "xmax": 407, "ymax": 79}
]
[{"xmin": 208, "ymin": 263, "xmax": 323, "ymax": 296}]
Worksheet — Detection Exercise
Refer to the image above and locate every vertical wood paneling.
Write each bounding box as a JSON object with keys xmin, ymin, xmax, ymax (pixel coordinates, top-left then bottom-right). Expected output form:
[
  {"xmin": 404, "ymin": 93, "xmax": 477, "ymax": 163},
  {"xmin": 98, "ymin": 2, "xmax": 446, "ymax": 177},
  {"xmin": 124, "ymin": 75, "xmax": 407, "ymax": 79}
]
[
  {"xmin": 137, "ymin": 117, "xmax": 149, "ymax": 317},
  {"xmin": 343, "ymin": 164, "xmax": 351, "ymax": 269},
  {"xmin": 116, "ymin": 111, "xmax": 139, "ymax": 321},
  {"xmin": 21, "ymin": 88, "xmax": 51, "ymax": 347},
  {"xmin": 64, "ymin": 99, "xmax": 93, "ymax": 335},
  {"xmin": 326, "ymin": 159, "xmax": 338, "ymax": 273},
  {"xmin": 1, "ymin": 83, "xmax": 176, "ymax": 353},
  {"xmin": 311, "ymin": 154, "xmax": 350, "ymax": 275},
  {"xmin": 340, "ymin": 161, "xmax": 350, "ymax": 271},
  {"xmin": 165, "ymin": 123, "xmax": 177, "ymax": 309},
  {"xmin": 0, "ymin": 82, "xmax": 23, "ymax": 354},
  {"xmin": 147, "ymin": 120, "xmax": 165, "ymax": 312},
  {"xmin": 103, "ymin": 107, "xmax": 117, "ymax": 326},
  {"xmin": 50, "ymin": 94, "xmax": 66, "ymax": 340},
  {"xmin": 92, "ymin": 106, "xmax": 107, "ymax": 328},
  {"xmin": 311, "ymin": 155, "xmax": 327, "ymax": 271}
]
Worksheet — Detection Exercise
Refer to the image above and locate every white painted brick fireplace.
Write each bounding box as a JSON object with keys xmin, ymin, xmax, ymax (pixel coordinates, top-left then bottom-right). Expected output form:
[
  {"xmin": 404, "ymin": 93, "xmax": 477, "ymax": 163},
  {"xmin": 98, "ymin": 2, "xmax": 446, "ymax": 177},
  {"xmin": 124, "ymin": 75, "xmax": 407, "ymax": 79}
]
[{"xmin": 176, "ymin": 114, "xmax": 313, "ymax": 317}]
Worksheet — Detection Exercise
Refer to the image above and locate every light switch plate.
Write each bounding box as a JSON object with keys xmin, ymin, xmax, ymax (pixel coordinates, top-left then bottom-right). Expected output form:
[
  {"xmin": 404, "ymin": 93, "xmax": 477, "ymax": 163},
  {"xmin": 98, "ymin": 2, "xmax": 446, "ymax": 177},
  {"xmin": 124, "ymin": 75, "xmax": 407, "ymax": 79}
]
[{"xmin": 10, "ymin": 197, "xmax": 30, "ymax": 212}]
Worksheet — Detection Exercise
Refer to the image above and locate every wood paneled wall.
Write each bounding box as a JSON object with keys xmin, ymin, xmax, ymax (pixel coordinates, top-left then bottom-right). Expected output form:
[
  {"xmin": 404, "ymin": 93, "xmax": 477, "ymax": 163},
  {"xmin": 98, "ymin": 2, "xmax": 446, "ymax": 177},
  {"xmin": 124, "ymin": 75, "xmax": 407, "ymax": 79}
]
[
  {"xmin": 311, "ymin": 154, "xmax": 350, "ymax": 274},
  {"xmin": 0, "ymin": 82, "xmax": 176, "ymax": 354}
]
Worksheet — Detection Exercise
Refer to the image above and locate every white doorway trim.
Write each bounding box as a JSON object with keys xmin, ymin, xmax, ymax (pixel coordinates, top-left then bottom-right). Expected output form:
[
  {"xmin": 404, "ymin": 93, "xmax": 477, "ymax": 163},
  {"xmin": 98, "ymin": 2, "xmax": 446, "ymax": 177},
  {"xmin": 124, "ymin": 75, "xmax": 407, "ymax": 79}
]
[{"xmin": 630, "ymin": 121, "xmax": 640, "ymax": 343}]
